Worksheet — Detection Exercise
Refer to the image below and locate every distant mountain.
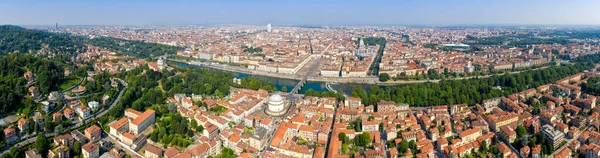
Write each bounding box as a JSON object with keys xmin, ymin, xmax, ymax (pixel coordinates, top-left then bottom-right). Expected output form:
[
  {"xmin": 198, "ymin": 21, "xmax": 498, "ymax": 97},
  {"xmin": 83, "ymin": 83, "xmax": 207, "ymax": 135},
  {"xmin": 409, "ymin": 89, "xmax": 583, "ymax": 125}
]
[{"xmin": 0, "ymin": 25, "xmax": 86, "ymax": 55}]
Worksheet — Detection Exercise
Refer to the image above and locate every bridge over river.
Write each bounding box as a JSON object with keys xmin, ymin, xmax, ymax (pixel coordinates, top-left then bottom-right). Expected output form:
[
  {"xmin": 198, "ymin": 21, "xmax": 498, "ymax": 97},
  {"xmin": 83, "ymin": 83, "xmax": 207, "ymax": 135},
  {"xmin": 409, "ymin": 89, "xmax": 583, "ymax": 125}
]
[{"xmin": 286, "ymin": 34, "xmax": 319, "ymax": 101}]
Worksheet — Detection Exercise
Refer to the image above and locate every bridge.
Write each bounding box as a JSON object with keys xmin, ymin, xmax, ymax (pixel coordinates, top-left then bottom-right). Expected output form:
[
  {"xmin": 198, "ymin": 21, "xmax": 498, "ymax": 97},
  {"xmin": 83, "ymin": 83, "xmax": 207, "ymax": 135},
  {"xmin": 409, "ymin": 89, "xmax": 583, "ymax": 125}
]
[
  {"xmin": 289, "ymin": 57, "xmax": 321, "ymax": 94},
  {"xmin": 287, "ymin": 34, "xmax": 318, "ymax": 101}
]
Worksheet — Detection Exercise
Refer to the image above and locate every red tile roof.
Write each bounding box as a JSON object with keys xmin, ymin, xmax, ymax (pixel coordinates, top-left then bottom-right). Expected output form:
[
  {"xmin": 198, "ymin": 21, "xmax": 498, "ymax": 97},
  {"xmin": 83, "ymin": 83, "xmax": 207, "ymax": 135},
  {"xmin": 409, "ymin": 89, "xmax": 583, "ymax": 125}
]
[
  {"xmin": 82, "ymin": 142, "xmax": 99, "ymax": 153},
  {"xmin": 132, "ymin": 109, "xmax": 155, "ymax": 125}
]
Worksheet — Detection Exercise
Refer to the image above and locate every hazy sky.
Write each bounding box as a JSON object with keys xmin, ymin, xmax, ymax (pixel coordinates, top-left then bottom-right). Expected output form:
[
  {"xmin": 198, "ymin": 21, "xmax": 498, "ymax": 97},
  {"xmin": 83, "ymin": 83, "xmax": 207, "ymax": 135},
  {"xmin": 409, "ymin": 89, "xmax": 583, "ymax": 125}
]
[{"xmin": 1, "ymin": 0, "xmax": 599, "ymax": 26}]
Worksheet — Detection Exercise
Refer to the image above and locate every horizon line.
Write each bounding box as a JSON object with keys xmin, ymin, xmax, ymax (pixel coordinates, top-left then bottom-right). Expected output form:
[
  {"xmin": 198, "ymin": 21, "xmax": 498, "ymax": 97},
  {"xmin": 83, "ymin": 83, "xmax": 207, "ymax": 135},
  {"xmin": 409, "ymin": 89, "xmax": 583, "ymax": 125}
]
[{"xmin": 11, "ymin": 23, "xmax": 600, "ymax": 27}]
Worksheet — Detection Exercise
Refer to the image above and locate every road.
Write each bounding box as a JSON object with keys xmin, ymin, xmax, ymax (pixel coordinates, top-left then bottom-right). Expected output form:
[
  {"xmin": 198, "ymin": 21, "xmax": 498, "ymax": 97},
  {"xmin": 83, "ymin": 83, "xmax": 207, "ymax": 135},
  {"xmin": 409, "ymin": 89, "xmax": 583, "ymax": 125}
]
[
  {"xmin": 106, "ymin": 135, "xmax": 143, "ymax": 157},
  {"xmin": 259, "ymin": 120, "xmax": 281, "ymax": 157},
  {"xmin": 502, "ymin": 139, "xmax": 524, "ymax": 158},
  {"xmin": 0, "ymin": 78, "xmax": 128, "ymax": 155},
  {"xmin": 0, "ymin": 133, "xmax": 56, "ymax": 155},
  {"xmin": 94, "ymin": 78, "xmax": 128, "ymax": 118},
  {"xmin": 64, "ymin": 93, "xmax": 93, "ymax": 100},
  {"xmin": 324, "ymin": 101, "xmax": 339, "ymax": 158},
  {"xmin": 65, "ymin": 78, "xmax": 128, "ymax": 128}
]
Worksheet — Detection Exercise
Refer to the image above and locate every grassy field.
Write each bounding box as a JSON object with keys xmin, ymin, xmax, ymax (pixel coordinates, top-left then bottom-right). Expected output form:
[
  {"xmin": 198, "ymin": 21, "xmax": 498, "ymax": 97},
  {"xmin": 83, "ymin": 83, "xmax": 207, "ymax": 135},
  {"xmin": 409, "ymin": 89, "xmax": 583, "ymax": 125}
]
[
  {"xmin": 59, "ymin": 76, "xmax": 82, "ymax": 90},
  {"xmin": 209, "ymin": 105, "xmax": 228, "ymax": 116}
]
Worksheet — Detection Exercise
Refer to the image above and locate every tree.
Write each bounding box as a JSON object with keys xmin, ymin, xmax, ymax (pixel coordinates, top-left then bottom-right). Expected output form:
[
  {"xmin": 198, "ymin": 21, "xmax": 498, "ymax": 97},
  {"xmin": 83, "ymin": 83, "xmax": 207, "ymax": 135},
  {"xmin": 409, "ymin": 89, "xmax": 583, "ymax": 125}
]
[
  {"xmin": 214, "ymin": 147, "xmax": 237, "ymax": 158},
  {"xmin": 43, "ymin": 114, "xmax": 54, "ymax": 131},
  {"xmin": 196, "ymin": 125, "xmax": 205, "ymax": 133},
  {"xmin": 353, "ymin": 119, "xmax": 362, "ymax": 132},
  {"xmin": 368, "ymin": 115, "xmax": 375, "ymax": 121},
  {"xmin": 54, "ymin": 124, "xmax": 64, "ymax": 135},
  {"xmin": 399, "ymin": 139, "xmax": 409, "ymax": 153},
  {"xmin": 347, "ymin": 54, "xmax": 596, "ymax": 107},
  {"xmin": 355, "ymin": 132, "xmax": 372, "ymax": 147},
  {"xmin": 379, "ymin": 73, "xmax": 390, "ymax": 82},
  {"xmin": 150, "ymin": 132, "xmax": 159, "ymax": 142},
  {"xmin": 409, "ymin": 140, "xmax": 417, "ymax": 152},
  {"xmin": 190, "ymin": 119, "xmax": 198, "ymax": 129},
  {"xmin": 492, "ymin": 135, "xmax": 499, "ymax": 145},
  {"xmin": 281, "ymin": 86, "xmax": 288, "ymax": 92},
  {"xmin": 480, "ymin": 140, "xmax": 488, "ymax": 152},
  {"xmin": 168, "ymin": 103, "xmax": 177, "ymax": 113},
  {"xmin": 516, "ymin": 125, "xmax": 527, "ymax": 137},
  {"xmin": 521, "ymin": 135, "xmax": 528, "ymax": 147},
  {"xmin": 338, "ymin": 133, "xmax": 348, "ymax": 144},
  {"xmin": 73, "ymin": 142, "xmax": 81, "ymax": 154},
  {"xmin": 28, "ymin": 118, "xmax": 36, "ymax": 133},
  {"xmin": 35, "ymin": 133, "xmax": 49, "ymax": 155}
]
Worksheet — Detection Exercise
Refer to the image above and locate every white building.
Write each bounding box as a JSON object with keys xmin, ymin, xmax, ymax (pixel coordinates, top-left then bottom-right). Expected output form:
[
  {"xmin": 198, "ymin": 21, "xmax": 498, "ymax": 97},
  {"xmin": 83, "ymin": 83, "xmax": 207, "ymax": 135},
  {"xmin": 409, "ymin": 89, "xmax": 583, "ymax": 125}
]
[
  {"xmin": 128, "ymin": 109, "xmax": 156, "ymax": 135},
  {"xmin": 157, "ymin": 57, "xmax": 165, "ymax": 70},
  {"xmin": 343, "ymin": 70, "xmax": 368, "ymax": 77},
  {"xmin": 220, "ymin": 56, "xmax": 231, "ymax": 63},
  {"xmin": 197, "ymin": 52, "xmax": 213, "ymax": 60},
  {"xmin": 41, "ymin": 101, "xmax": 54, "ymax": 112},
  {"xmin": 278, "ymin": 66, "xmax": 296, "ymax": 74},
  {"xmin": 267, "ymin": 23, "xmax": 272, "ymax": 32},
  {"xmin": 77, "ymin": 106, "xmax": 92, "ymax": 121},
  {"xmin": 541, "ymin": 125, "xmax": 565, "ymax": 150},
  {"xmin": 108, "ymin": 117, "xmax": 129, "ymax": 137},
  {"xmin": 266, "ymin": 94, "xmax": 287, "ymax": 116},
  {"xmin": 229, "ymin": 56, "xmax": 239, "ymax": 63},
  {"xmin": 88, "ymin": 101, "xmax": 100, "ymax": 110},
  {"xmin": 257, "ymin": 64, "xmax": 278, "ymax": 73},
  {"xmin": 320, "ymin": 69, "xmax": 340, "ymax": 77}
]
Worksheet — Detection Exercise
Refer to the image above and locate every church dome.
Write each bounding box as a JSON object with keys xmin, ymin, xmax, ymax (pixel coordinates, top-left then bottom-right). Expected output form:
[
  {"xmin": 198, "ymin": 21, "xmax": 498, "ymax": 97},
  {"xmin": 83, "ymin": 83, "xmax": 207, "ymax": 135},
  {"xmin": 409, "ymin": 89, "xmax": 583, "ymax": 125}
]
[{"xmin": 267, "ymin": 94, "xmax": 286, "ymax": 116}]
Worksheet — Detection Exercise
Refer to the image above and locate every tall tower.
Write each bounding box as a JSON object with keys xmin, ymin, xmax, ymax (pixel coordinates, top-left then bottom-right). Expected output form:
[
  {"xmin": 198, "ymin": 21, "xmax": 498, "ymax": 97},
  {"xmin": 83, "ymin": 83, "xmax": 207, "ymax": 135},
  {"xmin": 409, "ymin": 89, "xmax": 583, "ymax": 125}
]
[
  {"xmin": 267, "ymin": 23, "xmax": 272, "ymax": 32},
  {"xmin": 359, "ymin": 38, "xmax": 365, "ymax": 48},
  {"xmin": 55, "ymin": 23, "xmax": 58, "ymax": 30},
  {"xmin": 158, "ymin": 57, "xmax": 165, "ymax": 70}
]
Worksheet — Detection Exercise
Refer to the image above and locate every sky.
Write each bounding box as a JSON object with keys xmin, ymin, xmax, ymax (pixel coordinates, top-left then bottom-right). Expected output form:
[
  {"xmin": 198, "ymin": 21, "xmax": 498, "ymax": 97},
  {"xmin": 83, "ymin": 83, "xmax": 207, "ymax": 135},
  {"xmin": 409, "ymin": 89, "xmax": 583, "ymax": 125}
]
[{"xmin": 1, "ymin": 0, "xmax": 600, "ymax": 26}]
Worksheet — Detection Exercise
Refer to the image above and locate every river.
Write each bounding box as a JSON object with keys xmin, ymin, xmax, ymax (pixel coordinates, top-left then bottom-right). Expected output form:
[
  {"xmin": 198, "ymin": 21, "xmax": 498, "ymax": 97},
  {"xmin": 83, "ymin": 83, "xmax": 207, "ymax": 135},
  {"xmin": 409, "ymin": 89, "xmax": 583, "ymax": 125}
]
[{"xmin": 172, "ymin": 62, "xmax": 391, "ymax": 94}]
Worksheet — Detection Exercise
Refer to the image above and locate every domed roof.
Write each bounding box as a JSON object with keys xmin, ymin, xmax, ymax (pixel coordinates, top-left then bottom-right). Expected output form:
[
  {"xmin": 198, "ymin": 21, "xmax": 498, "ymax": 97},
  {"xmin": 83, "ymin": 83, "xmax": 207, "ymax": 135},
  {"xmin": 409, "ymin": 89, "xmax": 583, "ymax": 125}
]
[{"xmin": 270, "ymin": 94, "xmax": 283, "ymax": 102}]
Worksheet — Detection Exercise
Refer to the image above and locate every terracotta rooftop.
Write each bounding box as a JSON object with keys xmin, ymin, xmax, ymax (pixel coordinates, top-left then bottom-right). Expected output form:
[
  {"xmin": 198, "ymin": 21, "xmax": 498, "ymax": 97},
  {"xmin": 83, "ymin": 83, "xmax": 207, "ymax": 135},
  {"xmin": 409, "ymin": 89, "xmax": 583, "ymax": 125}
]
[{"xmin": 131, "ymin": 109, "xmax": 155, "ymax": 125}]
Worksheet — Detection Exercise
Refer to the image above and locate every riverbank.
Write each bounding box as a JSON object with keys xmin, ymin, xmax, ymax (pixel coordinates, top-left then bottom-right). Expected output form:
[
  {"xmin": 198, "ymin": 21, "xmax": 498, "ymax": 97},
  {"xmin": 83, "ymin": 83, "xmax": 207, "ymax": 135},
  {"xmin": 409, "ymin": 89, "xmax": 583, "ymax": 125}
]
[
  {"xmin": 169, "ymin": 59, "xmax": 385, "ymax": 84},
  {"xmin": 172, "ymin": 59, "xmax": 305, "ymax": 79},
  {"xmin": 169, "ymin": 58, "xmax": 557, "ymax": 86}
]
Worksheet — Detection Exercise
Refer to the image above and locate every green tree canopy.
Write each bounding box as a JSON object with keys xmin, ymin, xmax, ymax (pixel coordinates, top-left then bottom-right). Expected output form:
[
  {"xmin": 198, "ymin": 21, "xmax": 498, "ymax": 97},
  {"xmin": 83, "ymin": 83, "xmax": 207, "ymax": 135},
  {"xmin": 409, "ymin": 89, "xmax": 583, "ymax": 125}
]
[
  {"xmin": 516, "ymin": 125, "xmax": 527, "ymax": 137},
  {"xmin": 379, "ymin": 73, "xmax": 390, "ymax": 82},
  {"xmin": 355, "ymin": 132, "xmax": 372, "ymax": 147},
  {"xmin": 35, "ymin": 133, "xmax": 49, "ymax": 155}
]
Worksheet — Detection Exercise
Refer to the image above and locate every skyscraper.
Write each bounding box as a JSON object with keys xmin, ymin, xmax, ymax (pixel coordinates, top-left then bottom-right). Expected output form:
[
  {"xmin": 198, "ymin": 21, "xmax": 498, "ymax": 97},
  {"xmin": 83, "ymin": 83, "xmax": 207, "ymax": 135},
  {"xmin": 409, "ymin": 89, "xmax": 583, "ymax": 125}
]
[
  {"xmin": 267, "ymin": 23, "xmax": 272, "ymax": 32},
  {"xmin": 55, "ymin": 23, "xmax": 58, "ymax": 30}
]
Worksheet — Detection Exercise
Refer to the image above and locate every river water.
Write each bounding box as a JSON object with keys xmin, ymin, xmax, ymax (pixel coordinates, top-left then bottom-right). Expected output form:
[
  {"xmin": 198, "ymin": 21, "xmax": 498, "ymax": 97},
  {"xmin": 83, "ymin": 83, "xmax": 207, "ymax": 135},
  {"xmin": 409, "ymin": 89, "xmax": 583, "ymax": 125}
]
[{"xmin": 172, "ymin": 62, "xmax": 394, "ymax": 94}]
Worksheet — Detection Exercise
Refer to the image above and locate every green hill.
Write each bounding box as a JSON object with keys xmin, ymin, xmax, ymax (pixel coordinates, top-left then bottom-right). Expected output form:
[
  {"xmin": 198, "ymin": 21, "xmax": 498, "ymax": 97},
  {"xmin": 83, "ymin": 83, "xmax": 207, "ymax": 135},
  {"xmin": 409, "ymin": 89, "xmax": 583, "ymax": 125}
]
[
  {"xmin": 0, "ymin": 25, "xmax": 86, "ymax": 55},
  {"xmin": 0, "ymin": 25, "xmax": 183, "ymax": 58}
]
